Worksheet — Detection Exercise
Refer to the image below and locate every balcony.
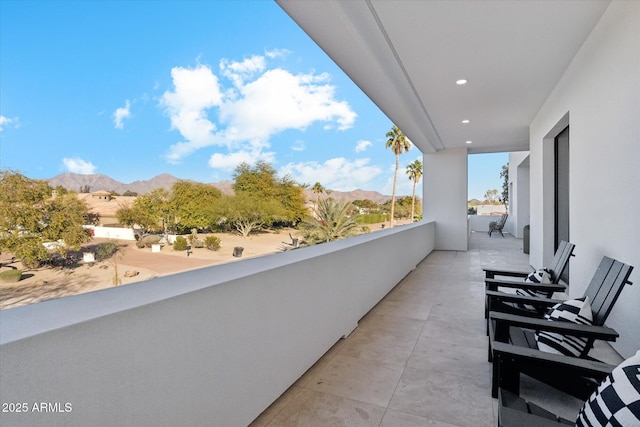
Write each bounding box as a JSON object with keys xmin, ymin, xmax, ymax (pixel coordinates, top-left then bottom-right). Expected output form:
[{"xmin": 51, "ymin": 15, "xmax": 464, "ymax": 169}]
[
  {"xmin": 249, "ymin": 231, "xmax": 622, "ymax": 426},
  {"xmin": 0, "ymin": 222, "xmax": 622, "ymax": 426}
]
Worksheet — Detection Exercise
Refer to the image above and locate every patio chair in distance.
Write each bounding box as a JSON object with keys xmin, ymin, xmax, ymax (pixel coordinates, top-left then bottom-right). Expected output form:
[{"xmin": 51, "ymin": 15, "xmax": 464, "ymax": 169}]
[
  {"xmin": 488, "ymin": 256, "xmax": 633, "ymax": 397},
  {"xmin": 489, "ymin": 213, "xmax": 508, "ymax": 237}
]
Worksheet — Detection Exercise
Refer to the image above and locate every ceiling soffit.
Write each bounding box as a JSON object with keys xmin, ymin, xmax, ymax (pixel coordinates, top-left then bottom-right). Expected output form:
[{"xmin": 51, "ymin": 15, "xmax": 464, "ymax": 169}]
[{"xmin": 277, "ymin": 0, "xmax": 609, "ymax": 155}]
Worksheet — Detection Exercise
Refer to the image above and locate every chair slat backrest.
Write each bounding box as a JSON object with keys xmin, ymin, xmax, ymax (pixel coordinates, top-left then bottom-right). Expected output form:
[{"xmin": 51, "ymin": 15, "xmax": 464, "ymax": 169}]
[
  {"xmin": 548, "ymin": 241, "xmax": 575, "ymax": 283},
  {"xmin": 584, "ymin": 256, "xmax": 634, "ymax": 326}
]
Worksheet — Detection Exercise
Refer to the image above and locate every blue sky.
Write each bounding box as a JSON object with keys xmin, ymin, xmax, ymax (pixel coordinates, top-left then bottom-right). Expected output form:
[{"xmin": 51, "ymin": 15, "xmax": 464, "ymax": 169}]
[{"xmin": 0, "ymin": 0, "xmax": 506, "ymax": 199}]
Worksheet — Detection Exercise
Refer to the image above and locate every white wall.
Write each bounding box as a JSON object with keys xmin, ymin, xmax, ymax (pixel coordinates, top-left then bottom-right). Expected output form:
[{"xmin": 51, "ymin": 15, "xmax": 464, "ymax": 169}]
[
  {"xmin": 0, "ymin": 222, "xmax": 435, "ymax": 427},
  {"xmin": 508, "ymin": 152, "xmax": 530, "ymax": 239},
  {"xmin": 89, "ymin": 226, "xmax": 137, "ymax": 241},
  {"xmin": 529, "ymin": 1, "xmax": 639, "ymax": 357},
  {"xmin": 424, "ymin": 148, "xmax": 468, "ymax": 250}
]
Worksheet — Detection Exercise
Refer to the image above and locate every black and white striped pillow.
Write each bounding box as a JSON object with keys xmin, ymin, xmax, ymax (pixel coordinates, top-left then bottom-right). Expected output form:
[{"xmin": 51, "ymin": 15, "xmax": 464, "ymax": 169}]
[
  {"xmin": 576, "ymin": 350, "xmax": 640, "ymax": 426},
  {"xmin": 515, "ymin": 269, "xmax": 554, "ymax": 309},
  {"xmin": 534, "ymin": 297, "xmax": 593, "ymax": 357}
]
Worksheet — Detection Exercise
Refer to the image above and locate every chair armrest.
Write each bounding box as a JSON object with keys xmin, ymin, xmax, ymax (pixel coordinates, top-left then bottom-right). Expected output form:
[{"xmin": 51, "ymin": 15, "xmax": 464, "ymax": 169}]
[
  {"xmin": 490, "ymin": 311, "xmax": 619, "ymax": 341},
  {"xmin": 491, "ymin": 336, "xmax": 615, "ymax": 399},
  {"xmin": 486, "ymin": 291, "xmax": 560, "ymax": 315},
  {"xmin": 485, "ymin": 278, "xmax": 566, "ymax": 293},
  {"xmin": 483, "ymin": 267, "xmax": 530, "ymax": 279},
  {"xmin": 491, "ymin": 341, "xmax": 615, "ymax": 378}
]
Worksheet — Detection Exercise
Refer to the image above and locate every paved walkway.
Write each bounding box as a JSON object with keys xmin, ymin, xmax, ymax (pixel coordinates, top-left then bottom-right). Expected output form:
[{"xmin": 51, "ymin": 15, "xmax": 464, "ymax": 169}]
[{"xmin": 249, "ymin": 232, "xmax": 621, "ymax": 427}]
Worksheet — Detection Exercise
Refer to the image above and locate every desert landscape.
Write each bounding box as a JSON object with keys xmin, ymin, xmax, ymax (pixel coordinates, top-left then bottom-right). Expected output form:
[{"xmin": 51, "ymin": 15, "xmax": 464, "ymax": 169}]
[
  {"xmin": 0, "ymin": 222, "xmax": 400, "ymax": 310},
  {"xmin": 0, "ymin": 228, "xmax": 300, "ymax": 310}
]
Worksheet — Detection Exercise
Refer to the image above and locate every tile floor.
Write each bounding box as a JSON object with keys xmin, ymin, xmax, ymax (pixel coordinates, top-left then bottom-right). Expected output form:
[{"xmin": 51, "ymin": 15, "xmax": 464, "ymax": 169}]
[{"xmin": 249, "ymin": 232, "xmax": 622, "ymax": 427}]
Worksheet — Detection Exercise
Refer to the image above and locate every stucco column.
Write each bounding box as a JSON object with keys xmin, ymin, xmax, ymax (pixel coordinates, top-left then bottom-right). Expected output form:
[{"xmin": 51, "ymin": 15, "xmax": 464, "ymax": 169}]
[{"xmin": 423, "ymin": 148, "xmax": 468, "ymax": 250}]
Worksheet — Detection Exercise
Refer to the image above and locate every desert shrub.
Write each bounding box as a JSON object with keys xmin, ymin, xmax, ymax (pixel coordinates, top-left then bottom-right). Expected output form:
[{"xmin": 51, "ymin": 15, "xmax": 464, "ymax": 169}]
[
  {"xmin": 204, "ymin": 236, "xmax": 221, "ymax": 251},
  {"xmin": 359, "ymin": 225, "xmax": 371, "ymax": 234},
  {"xmin": 21, "ymin": 253, "xmax": 44, "ymax": 269},
  {"xmin": 0, "ymin": 269, "xmax": 22, "ymax": 283},
  {"xmin": 188, "ymin": 231, "xmax": 205, "ymax": 248},
  {"xmin": 136, "ymin": 234, "xmax": 161, "ymax": 249},
  {"xmin": 95, "ymin": 240, "xmax": 120, "ymax": 261},
  {"xmin": 173, "ymin": 236, "xmax": 188, "ymax": 251}
]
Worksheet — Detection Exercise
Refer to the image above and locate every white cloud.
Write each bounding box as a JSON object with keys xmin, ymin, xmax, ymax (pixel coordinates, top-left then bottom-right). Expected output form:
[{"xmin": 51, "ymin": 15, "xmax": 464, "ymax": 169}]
[
  {"xmin": 355, "ymin": 140, "xmax": 372, "ymax": 153},
  {"xmin": 0, "ymin": 115, "xmax": 18, "ymax": 132},
  {"xmin": 291, "ymin": 140, "xmax": 305, "ymax": 152},
  {"xmin": 220, "ymin": 55, "xmax": 266, "ymax": 88},
  {"xmin": 281, "ymin": 157, "xmax": 382, "ymax": 191},
  {"xmin": 219, "ymin": 68, "xmax": 356, "ymax": 141},
  {"xmin": 160, "ymin": 53, "xmax": 357, "ymax": 168},
  {"xmin": 161, "ymin": 64, "xmax": 224, "ymax": 163},
  {"xmin": 265, "ymin": 48, "xmax": 291, "ymax": 59},
  {"xmin": 113, "ymin": 100, "xmax": 131, "ymax": 129},
  {"xmin": 380, "ymin": 162, "xmax": 420, "ymax": 196},
  {"xmin": 208, "ymin": 149, "xmax": 276, "ymax": 171},
  {"xmin": 63, "ymin": 157, "xmax": 96, "ymax": 174}
]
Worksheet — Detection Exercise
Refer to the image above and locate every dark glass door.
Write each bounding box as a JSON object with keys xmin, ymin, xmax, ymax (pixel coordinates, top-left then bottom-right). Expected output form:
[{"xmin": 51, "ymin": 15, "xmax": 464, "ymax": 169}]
[{"xmin": 555, "ymin": 126, "xmax": 570, "ymax": 283}]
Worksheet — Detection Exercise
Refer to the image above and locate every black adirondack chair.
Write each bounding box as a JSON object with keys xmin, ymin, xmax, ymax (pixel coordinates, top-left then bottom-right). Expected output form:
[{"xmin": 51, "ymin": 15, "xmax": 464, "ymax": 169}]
[
  {"xmin": 488, "ymin": 256, "xmax": 633, "ymax": 398},
  {"xmin": 489, "ymin": 213, "xmax": 508, "ymax": 237},
  {"xmin": 495, "ymin": 348, "xmax": 615, "ymax": 426},
  {"xmin": 483, "ymin": 240, "xmax": 575, "ymax": 320},
  {"xmin": 497, "ymin": 348, "xmax": 639, "ymax": 427}
]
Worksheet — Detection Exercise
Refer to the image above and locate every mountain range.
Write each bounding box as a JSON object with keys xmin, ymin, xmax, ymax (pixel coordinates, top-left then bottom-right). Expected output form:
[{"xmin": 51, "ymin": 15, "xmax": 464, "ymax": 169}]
[{"xmin": 46, "ymin": 173, "xmax": 397, "ymax": 204}]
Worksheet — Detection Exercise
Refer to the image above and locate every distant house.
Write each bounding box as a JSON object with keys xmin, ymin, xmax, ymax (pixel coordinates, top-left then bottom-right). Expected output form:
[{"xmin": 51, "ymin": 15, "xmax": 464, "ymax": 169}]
[
  {"xmin": 91, "ymin": 190, "xmax": 112, "ymax": 201},
  {"xmin": 476, "ymin": 204, "xmax": 507, "ymax": 216},
  {"xmin": 77, "ymin": 192, "xmax": 136, "ymax": 226}
]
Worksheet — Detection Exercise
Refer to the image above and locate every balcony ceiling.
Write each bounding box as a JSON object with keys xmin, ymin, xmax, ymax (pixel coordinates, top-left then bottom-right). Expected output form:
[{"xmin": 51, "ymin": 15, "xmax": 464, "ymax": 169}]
[{"xmin": 276, "ymin": 0, "xmax": 609, "ymax": 154}]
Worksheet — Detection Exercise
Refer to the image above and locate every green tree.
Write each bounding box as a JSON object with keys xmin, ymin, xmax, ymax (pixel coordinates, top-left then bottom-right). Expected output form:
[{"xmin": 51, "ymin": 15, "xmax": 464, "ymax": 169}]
[
  {"xmin": 275, "ymin": 175, "xmax": 308, "ymax": 226},
  {"xmin": 385, "ymin": 125, "xmax": 411, "ymax": 227},
  {"xmin": 483, "ymin": 189, "xmax": 500, "ymax": 204},
  {"xmin": 406, "ymin": 159, "xmax": 423, "ymax": 222},
  {"xmin": 115, "ymin": 204, "xmax": 138, "ymax": 231},
  {"xmin": 300, "ymin": 198, "xmax": 361, "ymax": 245},
  {"xmin": 231, "ymin": 161, "xmax": 307, "ymax": 228},
  {"xmin": 116, "ymin": 188, "xmax": 173, "ymax": 235},
  {"xmin": 220, "ymin": 194, "xmax": 284, "ymax": 237},
  {"xmin": 352, "ymin": 199, "xmax": 380, "ymax": 212},
  {"xmin": 499, "ymin": 163, "xmax": 509, "ymax": 208},
  {"xmin": 232, "ymin": 161, "xmax": 279, "ymax": 197},
  {"xmin": 0, "ymin": 170, "xmax": 91, "ymax": 268},
  {"xmin": 381, "ymin": 196, "xmax": 414, "ymax": 220},
  {"xmin": 312, "ymin": 182, "xmax": 325, "ymax": 204},
  {"xmin": 170, "ymin": 181, "xmax": 222, "ymax": 231}
]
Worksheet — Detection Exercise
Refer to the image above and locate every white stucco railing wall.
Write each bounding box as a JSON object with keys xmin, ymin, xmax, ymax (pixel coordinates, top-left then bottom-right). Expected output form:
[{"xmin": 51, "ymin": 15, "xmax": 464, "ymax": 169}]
[
  {"xmin": 89, "ymin": 225, "xmax": 137, "ymax": 240},
  {"xmin": 0, "ymin": 221, "xmax": 435, "ymax": 427}
]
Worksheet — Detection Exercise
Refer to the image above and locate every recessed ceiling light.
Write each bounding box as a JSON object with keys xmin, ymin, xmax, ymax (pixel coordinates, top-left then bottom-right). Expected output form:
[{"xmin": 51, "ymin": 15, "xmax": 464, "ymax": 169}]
[
  {"xmin": 456, "ymin": 79, "xmax": 468, "ymax": 85},
  {"xmin": 462, "ymin": 119, "xmax": 470, "ymax": 124},
  {"xmin": 466, "ymin": 140, "xmax": 472, "ymax": 144}
]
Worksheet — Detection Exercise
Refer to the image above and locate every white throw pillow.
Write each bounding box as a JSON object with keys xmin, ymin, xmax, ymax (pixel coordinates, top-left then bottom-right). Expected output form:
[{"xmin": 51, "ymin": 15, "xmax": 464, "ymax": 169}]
[
  {"xmin": 535, "ymin": 297, "xmax": 593, "ymax": 357},
  {"xmin": 524, "ymin": 268, "xmax": 552, "ymax": 284},
  {"xmin": 576, "ymin": 350, "xmax": 640, "ymax": 426},
  {"xmin": 515, "ymin": 269, "xmax": 554, "ymax": 308}
]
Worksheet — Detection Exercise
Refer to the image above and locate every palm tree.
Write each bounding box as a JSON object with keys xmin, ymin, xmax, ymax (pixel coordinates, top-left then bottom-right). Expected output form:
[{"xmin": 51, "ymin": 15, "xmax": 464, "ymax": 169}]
[
  {"xmin": 385, "ymin": 125, "xmax": 411, "ymax": 227},
  {"xmin": 300, "ymin": 198, "xmax": 360, "ymax": 245},
  {"xmin": 311, "ymin": 182, "xmax": 325, "ymax": 205},
  {"xmin": 406, "ymin": 159, "xmax": 423, "ymax": 222}
]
